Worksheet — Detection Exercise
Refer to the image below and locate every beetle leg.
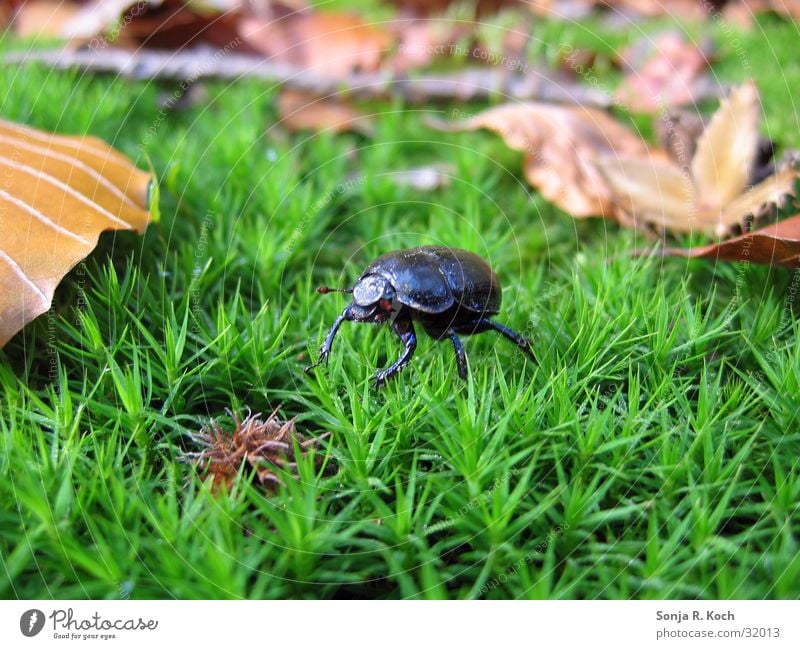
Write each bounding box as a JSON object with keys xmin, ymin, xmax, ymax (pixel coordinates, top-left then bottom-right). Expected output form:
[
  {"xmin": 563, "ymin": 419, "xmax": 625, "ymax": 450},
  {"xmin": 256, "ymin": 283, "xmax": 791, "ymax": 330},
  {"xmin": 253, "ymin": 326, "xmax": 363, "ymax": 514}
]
[
  {"xmin": 304, "ymin": 307, "xmax": 353, "ymax": 373},
  {"xmin": 447, "ymin": 328, "xmax": 468, "ymax": 380},
  {"xmin": 457, "ymin": 318, "xmax": 536, "ymax": 362},
  {"xmin": 373, "ymin": 316, "xmax": 417, "ymax": 388},
  {"xmin": 485, "ymin": 319, "xmax": 536, "ymax": 361}
]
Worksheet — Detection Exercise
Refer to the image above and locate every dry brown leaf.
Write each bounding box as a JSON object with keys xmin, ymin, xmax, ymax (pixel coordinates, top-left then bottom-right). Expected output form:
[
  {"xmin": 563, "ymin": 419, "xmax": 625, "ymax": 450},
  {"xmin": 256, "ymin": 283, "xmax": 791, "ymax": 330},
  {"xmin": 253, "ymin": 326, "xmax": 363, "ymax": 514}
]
[
  {"xmin": 277, "ymin": 90, "xmax": 374, "ymax": 135},
  {"xmin": 387, "ymin": 19, "xmax": 469, "ymax": 73},
  {"xmin": 429, "ymin": 103, "xmax": 653, "ymax": 217},
  {"xmin": 691, "ymin": 81, "xmax": 761, "ymax": 208},
  {"xmin": 645, "ymin": 214, "xmax": 800, "ymax": 267},
  {"xmin": 598, "ymin": 82, "xmax": 799, "ymax": 235},
  {"xmin": 722, "ymin": 0, "xmax": 800, "ymax": 27},
  {"xmin": 12, "ymin": 0, "xmax": 246, "ymax": 51},
  {"xmin": 719, "ymin": 166, "xmax": 800, "ymax": 226},
  {"xmin": 123, "ymin": 2, "xmax": 245, "ymax": 50},
  {"xmin": 615, "ymin": 32, "xmax": 713, "ymax": 114},
  {"xmin": 240, "ymin": 10, "xmax": 395, "ymax": 78},
  {"xmin": 655, "ymin": 109, "xmax": 705, "ymax": 167},
  {"xmin": 60, "ymin": 0, "xmax": 150, "ymax": 39},
  {"xmin": 10, "ymin": 0, "xmax": 83, "ymax": 39},
  {"xmin": 0, "ymin": 119, "xmax": 153, "ymax": 347},
  {"xmin": 430, "ymin": 81, "xmax": 796, "ymax": 238},
  {"xmin": 598, "ymin": 157, "xmax": 696, "ymax": 220}
]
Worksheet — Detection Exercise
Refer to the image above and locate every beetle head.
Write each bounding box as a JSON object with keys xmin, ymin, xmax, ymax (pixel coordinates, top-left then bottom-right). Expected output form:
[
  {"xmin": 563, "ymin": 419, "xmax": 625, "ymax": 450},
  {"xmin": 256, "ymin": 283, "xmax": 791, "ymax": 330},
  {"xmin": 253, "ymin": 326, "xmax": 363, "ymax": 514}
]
[{"xmin": 351, "ymin": 274, "xmax": 396, "ymax": 322}]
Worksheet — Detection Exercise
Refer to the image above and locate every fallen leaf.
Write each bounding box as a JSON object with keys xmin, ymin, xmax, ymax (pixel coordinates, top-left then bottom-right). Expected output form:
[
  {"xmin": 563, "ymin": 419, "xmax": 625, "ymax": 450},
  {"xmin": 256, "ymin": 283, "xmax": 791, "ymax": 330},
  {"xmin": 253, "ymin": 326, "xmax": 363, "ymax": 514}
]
[
  {"xmin": 387, "ymin": 19, "xmax": 469, "ymax": 73},
  {"xmin": 0, "ymin": 119, "xmax": 153, "ymax": 347},
  {"xmin": 429, "ymin": 81, "xmax": 796, "ymax": 237},
  {"xmin": 240, "ymin": 9, "xmax": 395, "ymax": 77},
  {"xmin": 615, "ymin": 31, "xmax": 714, "ymax": 113},
  {"xmin": 644, "ymin": 213, "xmax": 800, "ymax": 267},
  {"xmin": 528, "ymin": 0, "xmax": 708, "ymax": 21},
  {"xmin": 61, "ymin": 0, "xmax": 152, "ymax": 39},
  {"xmin": 277, "ymin": 90, "xmax": 374, "ymax": 135},
  {"xmin": 10, "ymin": 0, "xmax": 83, "ymax": 39},
  {"xmin": 691, "ymin": 79, "xmax": 760, "ymax": 208},
  {"xmin": 12, "ymin": 0, "xmax": 246, "ymax": 51},
  {"xmin": 654, "ymin": 108, "xmax": 705, "ymax": 168},
  {"xmin": 719, "ymin": 166, "xmax": 800, "ymax": 226},
  {"xmin": 598, "ymin": 81, "xmax": 799, "ymax": 235},
  {"xmin": 656, "ymin": 108, "xmax": 779, "ymax": 182},
  {"xmin": 722, "ymin": 0, "xmax": 800, "ymax": 28},
  {"xmin": 428, "ymin": 103, "xmax": 654, "ymax": 217},
  {"xmin": 597, "ymin": 157, "xmax": 695, "ymax": 219},
  {"xmin": 110, "ymin": 0, "xmax": 244, "ymax": 51},
  {"xmin": 181, "ymin": 409, "xmax": 332, "ymax": 491}
]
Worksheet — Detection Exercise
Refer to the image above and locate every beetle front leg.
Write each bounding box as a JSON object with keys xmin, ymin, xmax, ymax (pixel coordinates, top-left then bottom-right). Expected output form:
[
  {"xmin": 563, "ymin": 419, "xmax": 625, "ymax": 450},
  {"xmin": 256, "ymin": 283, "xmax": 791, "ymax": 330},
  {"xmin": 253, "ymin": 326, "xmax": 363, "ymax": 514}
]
[
  {"xmin": 304, "ymin": 307, "xmax": 354, "ymax": 373},
  {"xmin": 373, "ymin": 316, "xmax": 417, "ymax": 388}
]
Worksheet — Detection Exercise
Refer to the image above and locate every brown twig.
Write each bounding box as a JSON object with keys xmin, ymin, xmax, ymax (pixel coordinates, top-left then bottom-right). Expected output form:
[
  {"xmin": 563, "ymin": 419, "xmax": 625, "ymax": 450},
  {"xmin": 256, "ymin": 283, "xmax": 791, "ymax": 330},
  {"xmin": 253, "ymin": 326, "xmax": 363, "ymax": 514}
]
[{"xmin": 4, "ymin": 46, "xmax": 618, "ymax": 106}]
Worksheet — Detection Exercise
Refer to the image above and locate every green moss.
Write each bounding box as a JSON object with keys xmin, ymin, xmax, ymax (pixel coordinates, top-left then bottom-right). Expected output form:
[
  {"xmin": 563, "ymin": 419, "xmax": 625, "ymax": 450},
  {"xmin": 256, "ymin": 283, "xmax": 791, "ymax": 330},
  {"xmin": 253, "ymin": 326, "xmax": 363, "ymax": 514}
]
[{"xmin": 1, "ymin": 13, "xmax": 799, "ymax": 598}]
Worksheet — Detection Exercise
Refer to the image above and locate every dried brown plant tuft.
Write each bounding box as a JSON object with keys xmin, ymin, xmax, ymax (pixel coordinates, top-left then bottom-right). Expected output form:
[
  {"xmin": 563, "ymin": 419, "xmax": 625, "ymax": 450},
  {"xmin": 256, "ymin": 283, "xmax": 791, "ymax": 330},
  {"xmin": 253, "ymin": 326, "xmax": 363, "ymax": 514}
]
[{"xmin": 182, "ymin": 409, "xmax": 331, "ymax": 491}]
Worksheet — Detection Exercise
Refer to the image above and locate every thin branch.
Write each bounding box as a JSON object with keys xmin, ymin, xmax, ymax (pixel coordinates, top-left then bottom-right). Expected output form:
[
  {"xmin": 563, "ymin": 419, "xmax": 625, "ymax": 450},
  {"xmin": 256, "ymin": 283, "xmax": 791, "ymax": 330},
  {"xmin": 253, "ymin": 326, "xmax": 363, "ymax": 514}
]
[{"xmin": 4, "ymin": 47, "xmax": 618, "ymax": 107}]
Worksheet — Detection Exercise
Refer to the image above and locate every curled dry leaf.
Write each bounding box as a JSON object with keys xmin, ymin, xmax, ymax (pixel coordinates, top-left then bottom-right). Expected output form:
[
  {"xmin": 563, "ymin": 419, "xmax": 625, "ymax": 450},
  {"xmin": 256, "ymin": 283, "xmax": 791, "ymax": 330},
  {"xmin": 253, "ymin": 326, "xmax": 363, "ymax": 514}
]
[
  {"xmin": 277, "ymin": 90, "xmax": 375, "ymax": 136},
  {"xmin": 646, "ymin": 214, "xmax": 800, "ymax": 267},
  {"xmin": 428, "ymin": 103, "xmax": 654, "ymax": 217},
  {"xmin": 691, "ymin": 80, "xmax": 761, "ymax": 208},
  {"xmin": 240, "ymin": 10, "xmax": 395, "ymax": 77},
  {"xmin": 10, "ymin": 0, "xmax": 83, "ymax": 39},
  {"xmin": 182, "ymin": 409, "xmax": 332, "ymax": 492},
  {"xmin": 0, "ymin": 119, "xmax": 153, "ymax": 347},
  {"xmin": 430, "ymin": 81, "xmax": 796, "ymax": 242},
  {"xmin": 598, "ymin": 81, "xmax": 799, "ymax": 235},
  {"xmin": 117, "ymin": 1, "xmax": 244, "ymax": 51}
]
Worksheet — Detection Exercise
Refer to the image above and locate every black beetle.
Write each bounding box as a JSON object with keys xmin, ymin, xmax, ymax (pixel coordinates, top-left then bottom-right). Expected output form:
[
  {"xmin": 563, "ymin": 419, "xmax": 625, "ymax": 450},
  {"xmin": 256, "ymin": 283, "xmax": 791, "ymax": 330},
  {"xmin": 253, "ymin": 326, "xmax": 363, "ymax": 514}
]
[{"xmin": 305, "ymin": 246, "xmax": 535, "ymax": 387}]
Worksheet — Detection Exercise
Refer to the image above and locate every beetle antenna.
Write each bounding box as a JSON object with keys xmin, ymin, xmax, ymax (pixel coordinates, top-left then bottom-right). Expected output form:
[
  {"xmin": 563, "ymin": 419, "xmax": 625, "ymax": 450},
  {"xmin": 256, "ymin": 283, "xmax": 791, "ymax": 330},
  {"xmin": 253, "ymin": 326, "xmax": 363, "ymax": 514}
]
[{"xmin": 316, "ymin": 286, "xmax": 353, "ymax": 294}]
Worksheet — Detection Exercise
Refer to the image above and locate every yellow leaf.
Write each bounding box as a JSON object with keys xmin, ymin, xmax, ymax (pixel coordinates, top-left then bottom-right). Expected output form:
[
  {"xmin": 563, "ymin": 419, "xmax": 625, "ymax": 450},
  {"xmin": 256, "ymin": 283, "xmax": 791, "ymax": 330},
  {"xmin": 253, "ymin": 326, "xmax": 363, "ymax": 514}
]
[
  {"xmin": 720, "ymin": 166, "xmax": 800, "ymax": 229},
  {"xmin": 691, "ymin": 80, "xmax": 761, "ymax": 208},
  {"xmin": 597, "ymin": 156, "xmax": 699, "ymax": 230},
  {"xmin": 429, "ymin": 102, "xmax": 652, "ymax": 217},
  {"xmin": 0, "ymin": 119, "xmax": 153, "ymax": 347}
]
